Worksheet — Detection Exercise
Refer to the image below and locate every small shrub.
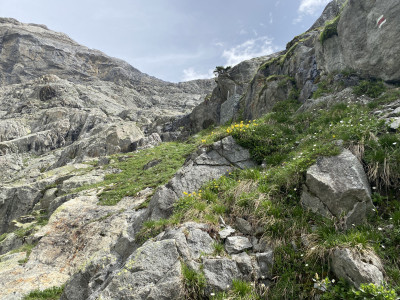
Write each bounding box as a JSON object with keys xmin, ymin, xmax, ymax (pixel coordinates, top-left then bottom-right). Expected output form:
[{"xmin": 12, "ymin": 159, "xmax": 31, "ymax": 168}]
[
  {"xmin": 354, "ymin": 80, "xmax": 386, "ymax": 98},
  {"xmin": 320, "ymin": 280, "xmax": 398, "ymax": 300},
  {"xmin": 23, "ymin": 285, "xmax": 64, "ymax": 300}
]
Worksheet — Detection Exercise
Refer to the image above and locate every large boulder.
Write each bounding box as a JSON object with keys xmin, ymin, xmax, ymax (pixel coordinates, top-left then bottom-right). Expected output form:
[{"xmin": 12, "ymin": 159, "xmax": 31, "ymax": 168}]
[
  {"xmin": 301, "ymin": 149, "xmax": 374, "ymax": 228},
  {"xmin": 331, "ymin": 248, "xmax": 384, "ymax": 288},
  {"xmin": 97, "ymin": 239, "xmax": 183, "ymax": 300}
]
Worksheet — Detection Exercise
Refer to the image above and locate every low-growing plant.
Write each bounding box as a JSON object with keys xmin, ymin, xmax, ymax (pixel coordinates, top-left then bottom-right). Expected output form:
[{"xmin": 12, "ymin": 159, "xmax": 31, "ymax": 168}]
[
  {"xmin": 354, "ymin": 80, "xmax": 386, "ymax": 98},
  {"xmin": 181, "ymin": 263, "xmax": 207, "ymax": 299},
  {"xmin": 0, "ymin": 233, "xmax": 7, "ymax": 243},
  {"xmin": 320, "ymin": 15, "xmax": 340, "ymax": 44},
  {"xmin": 23, "ymin": 285, "xmax": 64, "ymax": 300},
  {"xmin": 319, "ymin": 279, "xmax": 397, "ymax": 300},
  {"xmin": 212, "ymin": 242, "xmax": 225, "ymax": 256}
]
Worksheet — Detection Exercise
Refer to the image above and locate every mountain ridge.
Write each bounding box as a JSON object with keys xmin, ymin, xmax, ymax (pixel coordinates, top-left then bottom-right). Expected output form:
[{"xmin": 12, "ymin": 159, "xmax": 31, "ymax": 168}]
[{"xmin": 0, "ymin": 1, "xmax": 400, "ymax": 299}]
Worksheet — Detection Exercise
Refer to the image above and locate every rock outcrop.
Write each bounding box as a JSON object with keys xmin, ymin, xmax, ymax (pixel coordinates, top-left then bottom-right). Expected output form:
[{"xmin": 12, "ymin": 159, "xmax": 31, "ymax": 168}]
[
  {"xmin": 301, "ymin": 149, "xmax": 374, "ymax": 228},
  {"xmin": 184, "ymin": 0, "xmax": 400, "ymax": 132},
  {"xmin": 316, "ymin": 0, "xmax": 400, "ymax": 83},
  {"xmin": 331, "ymin": 248, "xmax": 384, "ymax": 288},
  {"xmin": 148, "ymin": 136, "xmax": 256, "ymax": 220}
]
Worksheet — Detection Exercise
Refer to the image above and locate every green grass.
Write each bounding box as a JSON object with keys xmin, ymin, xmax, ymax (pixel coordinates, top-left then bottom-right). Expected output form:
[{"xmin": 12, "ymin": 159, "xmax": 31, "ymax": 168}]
[
  {"xmin": 23, "ymin": 286, "xmax": 64, "ymax": 300},
  {"xmin": 367, "ymin": 88, "xmax": 400, "ymax": 109},
  {"xmin": 181, "ymin": 263, "xmax": 206, "ymax": 299},
  {"xmin": 212, "ymin": 242, "xmax": 225, "ymax": 256},
  {"xmin": 73, "ymin": 141, "xmax": 197, "ymax": 206},
  {"xmin": 313, "ymin": 80, "xmax": 333, "ymax": 99}
]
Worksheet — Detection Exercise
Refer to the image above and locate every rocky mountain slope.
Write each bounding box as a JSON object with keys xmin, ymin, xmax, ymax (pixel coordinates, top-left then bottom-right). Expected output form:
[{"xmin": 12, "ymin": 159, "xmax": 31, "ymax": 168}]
[{"xmin": 1, "ymin": 1, "xmax": 400, "ymax": 299}]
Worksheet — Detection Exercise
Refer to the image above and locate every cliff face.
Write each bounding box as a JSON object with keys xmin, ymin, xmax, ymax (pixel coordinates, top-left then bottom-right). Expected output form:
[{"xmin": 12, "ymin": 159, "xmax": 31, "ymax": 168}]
[
  {"xmin": 1, "ymin": 1, "xmax": 400, "ymax": 299},
  {"xmin": 0, "ymin": 18, "xmax": 215, "ymax": 178},
  {"xmin": 185, "ymin": 0, "xmax": 400, "ymax": 126}
]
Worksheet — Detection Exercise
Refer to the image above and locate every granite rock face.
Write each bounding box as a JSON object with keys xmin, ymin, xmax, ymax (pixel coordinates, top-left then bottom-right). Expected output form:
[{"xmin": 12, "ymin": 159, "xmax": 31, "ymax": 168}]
[{"xmin": 316, "ymin": 0, "xmax": 400, "ymax": 82}]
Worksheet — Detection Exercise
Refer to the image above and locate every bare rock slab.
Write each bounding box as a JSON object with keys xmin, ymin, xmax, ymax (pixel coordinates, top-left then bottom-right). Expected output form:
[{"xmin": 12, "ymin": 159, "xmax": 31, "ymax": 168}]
[
  {"xmin": 225, "ymin": 236, "xmax": 252, "ymax": 254},
  {"xmin": 256, "ymin": 250, "xmax": 274, "ymax": 279},
  {"xmin": 203, "ymin": 258, "xmax": 241, "ymax": 294},
  {"xmin": 301, "ymin": 149, "xmax": 374, "ymax": 227}
]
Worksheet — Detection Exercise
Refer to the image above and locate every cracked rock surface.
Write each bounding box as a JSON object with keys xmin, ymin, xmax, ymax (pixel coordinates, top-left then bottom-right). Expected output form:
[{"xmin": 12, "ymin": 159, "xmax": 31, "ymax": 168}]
[{"xmin": 301, "ymin": 149, "xmax": 374, "ymax": 228}]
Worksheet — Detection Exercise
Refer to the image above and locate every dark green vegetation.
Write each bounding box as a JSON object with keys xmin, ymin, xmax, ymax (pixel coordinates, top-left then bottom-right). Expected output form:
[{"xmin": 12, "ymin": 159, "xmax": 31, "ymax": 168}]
[
  {"xmin": 23, "ymin": 286, "xmax": 64, "ymax": 300},
  {"xmin": 354, "ymin": 79, "xmax": 387, "ymax": 98},
  {"xmin": 182, "ymin": 263, "xmax": 207, "ymax": 300},
  {"xmin": 138, "ymin": 85, "xmax": 400, "ymax": 298},
  {"xmin": 320, "ymin": 15, "xmax": 340, "ymax": 44}
]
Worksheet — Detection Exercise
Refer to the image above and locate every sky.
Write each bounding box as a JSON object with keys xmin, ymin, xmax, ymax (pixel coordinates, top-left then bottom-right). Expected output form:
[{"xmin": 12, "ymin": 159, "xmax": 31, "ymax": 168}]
[{"xmin": 0, "ymin": 0, "xmax": 331, "ymax": 82}]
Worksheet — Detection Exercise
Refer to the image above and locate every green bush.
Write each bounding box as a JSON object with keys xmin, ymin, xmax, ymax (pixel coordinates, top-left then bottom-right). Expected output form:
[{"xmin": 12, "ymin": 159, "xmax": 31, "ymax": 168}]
[
  {"xmin": 23, "ymin": 286, "xmax": 64, "ymax": 300},
  {"xmin": 354, "ymin": 80, "xmax": 386, "ymax": 98},
  {"xmin": 321, "ymin": 281, "xmax": 398, "ymax": 300}
]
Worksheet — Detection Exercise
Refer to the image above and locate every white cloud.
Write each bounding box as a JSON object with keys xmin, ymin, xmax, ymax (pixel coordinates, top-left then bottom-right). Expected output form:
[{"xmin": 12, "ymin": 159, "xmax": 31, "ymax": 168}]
[
  {"xmin": 182, "ymin": 68, "xmax": 214, "ymax": 81},
  {"xmin": 298, "ymin": 0, "xmax": 330, "ymax": 15},
  {"xmin": 222, "ymin": 36, "xmax": 278, "ymax": 67}
]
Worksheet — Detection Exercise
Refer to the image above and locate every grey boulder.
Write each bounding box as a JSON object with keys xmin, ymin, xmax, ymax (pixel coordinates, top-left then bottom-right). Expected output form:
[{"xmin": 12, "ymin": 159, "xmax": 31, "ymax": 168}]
[
  {"xmin": 331, "ymin": 248, "xmax": 384, "ymax": 288},
  {"xmin": 301, "ymin": 149, "xmax": 374, "ymax": 228}
]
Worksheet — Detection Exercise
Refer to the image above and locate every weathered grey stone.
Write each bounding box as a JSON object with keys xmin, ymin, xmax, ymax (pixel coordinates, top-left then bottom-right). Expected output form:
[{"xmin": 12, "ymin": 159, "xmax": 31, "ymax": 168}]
[
  {"xmin": 331, "ymin": 248, "xmax": 384, "ymax": 288},
  {"xmin": 183, "ymin": 55, "xmax": 270, "ymax": 134},
  {"xmin": 316, "ymin": 0, "xmax": 400, "ymax": 82},
  {"xmin": 220, "ymin": 94, "xmax": 241, "ymax": 124},
  {"xmin": 231, "ymin": 252, "xmax": 253, "ymax": 278},
  {"xmin": 256, "ymin": 250, "xmax": 274, "ymax": 279},
  {"xmin": 185, "ymin": 227, "xmax": 215, "ymax": 259},
  {"xmin": 0, "ymin": 233, "xmax": 23, "ymax": 255},
  {"xmin": 59, "ymin": 171, "xmax": 105, "ymax": 195},
  {"xmin": 39, "ymin": 188, "xmax": 58, "ymax": 211},
  {"xmin": 219, "ymin": 226, "xmax": 236, "ymax": 239},
  {"xmin": 225, "ymin": 236, "xmax": 252, "ymax": 254},
  {"xmin": 160, "ymin": 223, "xmax": 214, "ymax": 262},
  {"xmin": 203, "ymin": 258, "xmax": 242, "ymax": 294},
  {"xmin": 98, "ymin": 239, "xmax": 182, "ymax": 300},
  {"xmin": 0, "ymin": 185, "xmax": 41, "ymax": 234},
  {"xmin": 235, "ymin": 217, "xmax": 252, "ymax": 235},
  {"xmin": 213, "ymin": 136, "xmax": 255, "ymax": 167},
  {"xmin": 301, "ymin": 149, "xmax": 374, "ymax": 227},
  {"xmin": 148, "ymin": 137, "xmax": 256, "ymax": 220},
  {"xmin": 147, "ymin": 186, "xmax": 178, "ymax": 220},
  {"xmin": 389, "ymin": 117, "xmax": 400, "ymax": 130}
]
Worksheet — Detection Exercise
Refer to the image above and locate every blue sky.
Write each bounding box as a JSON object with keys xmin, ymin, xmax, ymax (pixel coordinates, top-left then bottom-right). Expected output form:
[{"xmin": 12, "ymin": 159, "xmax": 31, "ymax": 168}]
[{"xmin": 0, "ymin": 0, "xmax": 331, "ymax": 82}]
